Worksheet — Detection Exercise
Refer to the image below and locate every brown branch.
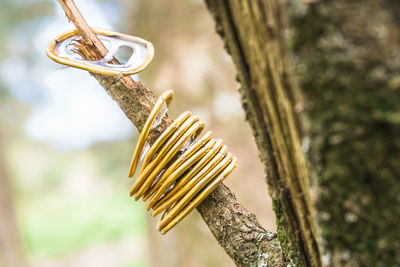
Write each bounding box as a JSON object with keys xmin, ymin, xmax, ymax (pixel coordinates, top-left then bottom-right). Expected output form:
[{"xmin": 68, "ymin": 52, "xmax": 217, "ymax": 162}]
[
  {"xmin": 58, "ymin": 0, "xmax": 107, "ymax": 57},
  {"xmin": 56, "ymin": 0, "xmax": 285, "ymax": 265}
]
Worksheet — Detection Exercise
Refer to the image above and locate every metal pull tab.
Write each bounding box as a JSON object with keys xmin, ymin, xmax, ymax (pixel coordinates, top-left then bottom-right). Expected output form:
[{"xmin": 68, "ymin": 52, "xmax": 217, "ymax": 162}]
[{"xmin": 46, "ymin": 28, "xmax": 154, "ymax": 77}]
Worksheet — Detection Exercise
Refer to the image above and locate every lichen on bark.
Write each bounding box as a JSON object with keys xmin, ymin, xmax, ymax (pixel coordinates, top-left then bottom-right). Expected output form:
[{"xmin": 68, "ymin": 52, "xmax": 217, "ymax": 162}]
[{"xmin": 286, "ymin": 0, "xmax": 400, "ymax": 265}]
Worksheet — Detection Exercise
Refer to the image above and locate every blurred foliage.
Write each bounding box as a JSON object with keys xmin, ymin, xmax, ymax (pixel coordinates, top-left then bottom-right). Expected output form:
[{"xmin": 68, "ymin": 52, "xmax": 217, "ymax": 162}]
[{"xmin": 21, "ymin": 193, "xmax": 145, "ymax": 257}]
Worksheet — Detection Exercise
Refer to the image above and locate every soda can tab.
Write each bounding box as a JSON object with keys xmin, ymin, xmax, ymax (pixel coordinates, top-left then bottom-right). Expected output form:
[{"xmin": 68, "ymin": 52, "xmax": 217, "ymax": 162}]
[{"xmin": 46, "ymin": 28, "xmax": 154, "ymax": 77}]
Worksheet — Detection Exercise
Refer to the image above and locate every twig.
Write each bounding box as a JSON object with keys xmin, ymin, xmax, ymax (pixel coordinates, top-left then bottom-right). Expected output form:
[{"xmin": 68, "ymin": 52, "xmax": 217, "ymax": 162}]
[{"xmin": 55, "ymin": 0, "xmax": 285, "ymax": 265}]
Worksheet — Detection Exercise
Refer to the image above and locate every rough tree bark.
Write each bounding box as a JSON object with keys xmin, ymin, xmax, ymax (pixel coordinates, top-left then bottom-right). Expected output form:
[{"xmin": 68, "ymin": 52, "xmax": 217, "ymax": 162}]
[
  {"xmin": 205, "ymin": 1, "xmax": 320, "ymax": 266},
  {"xmin": 56, "ymin": 0, "xmax": 286, "ymax": 266},
  {"xmin": 206, "ymin": 0, "xmax": 400, "ymax": 266}
]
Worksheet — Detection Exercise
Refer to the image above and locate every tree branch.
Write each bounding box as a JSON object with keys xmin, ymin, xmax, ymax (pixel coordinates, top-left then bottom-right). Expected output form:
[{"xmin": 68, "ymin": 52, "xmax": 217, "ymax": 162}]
[{"xmin": 55, "ymin": 0, "xmax": 285, "ymax": 265}]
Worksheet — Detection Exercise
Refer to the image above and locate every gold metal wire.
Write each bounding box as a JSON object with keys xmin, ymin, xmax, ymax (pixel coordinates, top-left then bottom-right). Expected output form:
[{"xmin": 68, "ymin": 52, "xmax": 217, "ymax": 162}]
[{"xmin": 128, "ymin": 90, "xmax": 237, "ymax": 234}]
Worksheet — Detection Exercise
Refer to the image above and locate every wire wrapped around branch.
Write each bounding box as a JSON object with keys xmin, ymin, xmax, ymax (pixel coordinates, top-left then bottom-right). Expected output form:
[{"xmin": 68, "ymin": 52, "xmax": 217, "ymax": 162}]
[{"xmin": 128, "ymin": 90, "xmax": 237, "ymax": 234}]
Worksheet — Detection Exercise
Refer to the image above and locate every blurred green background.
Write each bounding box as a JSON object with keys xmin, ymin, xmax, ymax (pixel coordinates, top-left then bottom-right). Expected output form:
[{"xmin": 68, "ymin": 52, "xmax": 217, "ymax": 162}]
[{"xmin": 0, "ymin": 0, "xmax": 275, "ymax": 266}]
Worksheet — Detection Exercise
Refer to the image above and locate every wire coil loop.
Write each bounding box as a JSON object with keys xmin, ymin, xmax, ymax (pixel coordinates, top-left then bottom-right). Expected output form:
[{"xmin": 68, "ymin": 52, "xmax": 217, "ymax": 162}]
[{"xmin": 128, "ymin": 90, "xmax": 237, "ymax": 234}]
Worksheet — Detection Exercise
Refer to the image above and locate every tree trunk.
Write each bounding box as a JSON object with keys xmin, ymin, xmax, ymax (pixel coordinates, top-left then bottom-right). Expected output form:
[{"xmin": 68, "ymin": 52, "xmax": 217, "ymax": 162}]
[{"xmin": 205, "ymin": 0, "xmax": 400, "ymax": 266}]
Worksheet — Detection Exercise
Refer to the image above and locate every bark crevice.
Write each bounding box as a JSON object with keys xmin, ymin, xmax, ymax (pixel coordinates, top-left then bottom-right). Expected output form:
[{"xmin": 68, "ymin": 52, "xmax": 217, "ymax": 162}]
[{"xmin": 205, "ymin": 0, "xmax": 321, "ymax": 265}]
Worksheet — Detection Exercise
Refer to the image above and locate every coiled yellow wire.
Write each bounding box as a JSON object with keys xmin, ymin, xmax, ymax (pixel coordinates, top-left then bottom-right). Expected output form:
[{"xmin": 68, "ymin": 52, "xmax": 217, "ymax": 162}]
[{"xmin": 128, "ymin": 90, "xmax": 237, "ymax": 234}]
